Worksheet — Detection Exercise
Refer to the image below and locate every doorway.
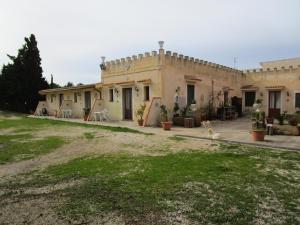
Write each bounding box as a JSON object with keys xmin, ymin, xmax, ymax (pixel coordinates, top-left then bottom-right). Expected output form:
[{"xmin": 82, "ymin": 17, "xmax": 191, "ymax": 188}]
[
  {"xmin": 84, "ymin": 91, "xmax": 91, "ymax": 109},
  {"xmin": 59, "ymin": 94, "xmax": 64, "ymax": 107},
  {"xmin": 187, "ymin": 84, "xmax": 195, "ymax": 105},
  {"xmin": 123, "ymin": 88, "xmax": 133, "ymax": 120},
  {"xmin": 269, "ymin": 91, "xmax": 281, "ymax": 118}
]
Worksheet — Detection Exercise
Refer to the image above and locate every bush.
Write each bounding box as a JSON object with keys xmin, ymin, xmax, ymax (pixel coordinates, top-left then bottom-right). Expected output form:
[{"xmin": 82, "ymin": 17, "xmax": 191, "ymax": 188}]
[{"xmin": 288, "ymin": 117, "xmax": 298, "ymax": 126}]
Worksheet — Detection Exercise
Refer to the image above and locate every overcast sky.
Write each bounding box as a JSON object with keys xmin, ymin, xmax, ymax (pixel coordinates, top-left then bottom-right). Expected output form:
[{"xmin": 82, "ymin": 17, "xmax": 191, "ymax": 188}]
[{"xmin": 1, "ymin": 0, "xmax": 299, "ymax": 85}]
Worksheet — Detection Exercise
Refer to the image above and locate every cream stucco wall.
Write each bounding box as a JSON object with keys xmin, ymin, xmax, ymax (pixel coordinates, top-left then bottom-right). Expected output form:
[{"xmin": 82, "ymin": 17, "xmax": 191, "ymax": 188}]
[
  {"xmin": 242, "ymin": 67, "xmax": 300, "ymax": 115},
  {"xmin": 161, "ymin": 51, "xmax": 243, "ymax": 116},
  {"xmin": 100, "ymin": 52, "xmax": 161, "ymax": 123},
  {"xmin": 45, "ymin": 88, "xmax": 99, "ymax": 118}
]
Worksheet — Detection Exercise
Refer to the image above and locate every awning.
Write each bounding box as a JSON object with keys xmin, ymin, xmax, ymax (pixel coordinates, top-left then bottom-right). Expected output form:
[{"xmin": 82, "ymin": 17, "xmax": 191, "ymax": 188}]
[
  {"xmin": 241, "ymin": 85, "xmax": 258, "ymax": 91},
  {"xmin": 116, "ymin": 81, "xmax": 135, "ymax": 86},
  {"xmin": 39, "ymin": 83, "xmax": 97, "ymax": 95},
  {"xmin": 137, "ymin": 79, "xmax": 152, "ymax": 84},
  {"xmin": 265, "ymin": 86, "xmax": 285, "ymax": 90},
  {"xmin": 223, "ymin": 86, "xmax": 234, "ymax": 91},
  {"xmin": 184, "ymin": 75, "xmax": 202, "ymax": 82}
]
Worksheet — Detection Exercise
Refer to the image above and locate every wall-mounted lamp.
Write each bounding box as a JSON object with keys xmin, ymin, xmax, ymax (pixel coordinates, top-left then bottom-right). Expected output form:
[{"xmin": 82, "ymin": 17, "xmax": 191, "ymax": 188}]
[
  {"xmin": 287, "ymin": 91, "xmax": 290, "ymax": 97},
  {"xmin": 114, "ymin": 88, "xmax": 119, "ymax": 94},
  {"xmin": 175, "ymin": 86, "xmax": 181, "ymax": 93},
  {"xmin": 260, "ymin": 92, "xmax": 263, "ymax": 97},
  {"xmin": 135, "ymin": 86, "xmax": 139, "ymax": 96}
]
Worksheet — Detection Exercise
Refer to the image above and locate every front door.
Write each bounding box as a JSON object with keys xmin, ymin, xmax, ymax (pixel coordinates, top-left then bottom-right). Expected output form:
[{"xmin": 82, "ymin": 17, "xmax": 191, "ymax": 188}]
[
  {"xmin": 84, "ymin": 91, "xmax": 91, "ymax": 109},
  {"xmin": 269, "ymin": 91, "xmax": 281, "ymax": 118},
  {"xmin": 123, "ymin": 88, "xmax": 133, "ymax": 120},
  {"xmin": 59, "ymin": 94, "xmax": 64, "ymax": 107},
  {"xmin": 187, "ymin": 84, "xmax": 195, "ymax": 105}
]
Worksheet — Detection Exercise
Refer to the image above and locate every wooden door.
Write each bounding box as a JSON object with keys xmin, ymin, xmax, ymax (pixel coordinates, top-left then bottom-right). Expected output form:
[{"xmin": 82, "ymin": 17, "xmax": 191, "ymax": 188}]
[
  {"xmin": 187, "ymin": 84, "xmax": 195, "ymax": 105},
  {"xmin": 84, "ymin": 91, "xmax": 91, "ymax": 109},
  {"xmin": 123, "ymin": 88, "xmax": 133, "ymax": 120},
  {"xmin": 59, "ymin": 94, "xmax": 64, "ymax": 107},
  {"xmin": 269, "ymin": 91, "xmax": 281, "ymax": 118}
]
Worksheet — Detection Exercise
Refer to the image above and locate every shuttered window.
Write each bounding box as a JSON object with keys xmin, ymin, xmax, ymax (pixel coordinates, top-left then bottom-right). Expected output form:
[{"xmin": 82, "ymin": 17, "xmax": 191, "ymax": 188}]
[
  {"xmin": 245, "ymin": 91, "xmax": 256, "ymax": 107},
  {"xmin": 295, "ymin": 93, "xmax": 300, "ymax": 108}
]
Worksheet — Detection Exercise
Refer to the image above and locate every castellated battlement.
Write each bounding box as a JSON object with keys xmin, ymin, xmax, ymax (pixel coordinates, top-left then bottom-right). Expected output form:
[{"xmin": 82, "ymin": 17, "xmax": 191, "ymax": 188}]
[
  {"xmin": 243, "ymin": 64, "xmax": 300, "ymax": 74},
  {"xmin": 103, "ymin": 45, "xmax": 243, "ymax": 76},
  {"xmin": 163, "ymin": 50, "xmax": 243, "ymax": 75}
]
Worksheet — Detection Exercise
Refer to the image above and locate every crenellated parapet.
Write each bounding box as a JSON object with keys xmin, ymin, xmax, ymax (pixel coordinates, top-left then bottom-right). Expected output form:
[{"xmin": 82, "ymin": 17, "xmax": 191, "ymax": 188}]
[
  {"xmin": 102, "ymin": 41, "xmax": 244, "ymax": 77},
  {"xmin": 163, "ymin": 50, "xmax": 243, "ymax": 75},
  {"xmin": 103, "ymin": 51, "xmax": 160, "ymax": 76},
  {"xmin": 243, "ymin": 64, "xmax": 300, "ymax": 74}
]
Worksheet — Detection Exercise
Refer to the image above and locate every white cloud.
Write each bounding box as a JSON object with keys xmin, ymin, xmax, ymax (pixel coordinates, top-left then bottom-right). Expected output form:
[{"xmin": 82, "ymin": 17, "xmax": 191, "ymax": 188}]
[{"xmin": 0, "ymin": 0, "xmax": 299, "ymax": 84}]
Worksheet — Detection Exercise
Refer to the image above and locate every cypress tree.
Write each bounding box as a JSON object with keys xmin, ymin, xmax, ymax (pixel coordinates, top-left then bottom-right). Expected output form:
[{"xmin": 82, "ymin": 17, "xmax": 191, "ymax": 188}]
[{"xmin": 0, "ymin": 34, "xmax": 49, "ymax": 113}]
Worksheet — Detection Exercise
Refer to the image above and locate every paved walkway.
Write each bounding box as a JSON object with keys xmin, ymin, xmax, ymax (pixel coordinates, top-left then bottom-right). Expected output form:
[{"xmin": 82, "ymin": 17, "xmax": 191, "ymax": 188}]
[{"xmin": 30, "ymin": 116, "xmax": 300, "ymax": 151}]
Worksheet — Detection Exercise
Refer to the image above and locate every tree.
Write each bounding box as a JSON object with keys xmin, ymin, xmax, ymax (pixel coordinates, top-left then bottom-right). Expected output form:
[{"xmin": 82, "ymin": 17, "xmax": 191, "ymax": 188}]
[
  {"xmin": 0, "ymin": 34, "xmax": 49, "ymax": 113},
  {"xmin": 50, "ymin": 74, "xmax": 60, "ymax": 88},
  {"xmin": 64, "ymin": 82, "xmax": 74, "ymax": 87}
]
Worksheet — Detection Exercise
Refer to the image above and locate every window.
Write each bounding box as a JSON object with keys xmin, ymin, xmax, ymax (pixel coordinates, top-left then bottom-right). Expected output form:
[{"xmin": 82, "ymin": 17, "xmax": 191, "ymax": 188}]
[
  {"xmin": 269, "ymin": 91, "xmax": 281, "ymax": 109},
  {"xmin": 109, "ymin": 89, "xmax": 114, "ymax": 102},
  {"xmin": 295, "ymin": 93, "xmax": 300, "ymax": 108},
  {"xmin": 187, "ymin": 84, "xmax": 195, "ymax": 105},
  {"xmin": 74, "ymin": 92, "xmax": 77, "ymax": 103},
  {"xmin": 144, "ymin": 86, "xmax": 150, "ymax": 101},
  {"xmin": 245, "ymin": 91, "xmax": 256, "ymax": 107}
]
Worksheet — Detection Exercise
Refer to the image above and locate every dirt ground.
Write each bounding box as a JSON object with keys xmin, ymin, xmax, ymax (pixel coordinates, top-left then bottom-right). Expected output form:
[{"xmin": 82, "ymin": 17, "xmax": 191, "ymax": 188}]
[
  {"xmin": 0, "ymin": 120, "xmax": 216, "ymax": 225},
  {"xmin": 0, "ymin": 125, "xmax": 214, "ymax": 178}
]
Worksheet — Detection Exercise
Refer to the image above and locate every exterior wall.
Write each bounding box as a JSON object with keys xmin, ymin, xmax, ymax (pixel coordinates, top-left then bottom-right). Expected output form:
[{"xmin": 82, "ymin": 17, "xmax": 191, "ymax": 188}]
[
  {"xmin": 100, "ymin": 51, "xmax": 161, "ymax": 123},
  {"xmin": 161, "ymin": 51, "xmax": 243, "ymax": 116},
  {"xmin": 45, "ymin": 88, "xmax": 99, "ymax": 118},
  {"xmin": 260, "ymin": 58, "xmax": 300, "ymax": 70},
  {"xmin": 242, "ymin": 67, "xmax": 300, "ymax": 115}
]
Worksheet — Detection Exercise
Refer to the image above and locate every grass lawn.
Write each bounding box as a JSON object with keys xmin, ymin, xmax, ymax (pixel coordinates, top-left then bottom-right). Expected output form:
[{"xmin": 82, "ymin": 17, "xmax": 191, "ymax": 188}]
[{"xmin": 0, "ymin": 112, "xmax": 300, "ymax": 224}]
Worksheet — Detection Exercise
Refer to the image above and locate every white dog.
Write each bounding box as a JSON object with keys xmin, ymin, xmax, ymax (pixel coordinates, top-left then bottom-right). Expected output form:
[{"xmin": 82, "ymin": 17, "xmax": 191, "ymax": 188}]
[{"xmin": 201, "ymin": 121, "xmax": 221, "ymax": 139}]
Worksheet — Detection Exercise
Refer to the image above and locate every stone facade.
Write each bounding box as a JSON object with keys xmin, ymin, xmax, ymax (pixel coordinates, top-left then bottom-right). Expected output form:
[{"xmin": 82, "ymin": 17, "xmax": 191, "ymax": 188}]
[{"xmin": 36, "ymin": 42, "xmax": 300, "ymax": 125}]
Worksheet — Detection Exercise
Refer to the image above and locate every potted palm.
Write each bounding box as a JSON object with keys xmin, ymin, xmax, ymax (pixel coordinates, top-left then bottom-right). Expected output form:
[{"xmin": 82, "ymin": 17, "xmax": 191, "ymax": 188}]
[
  {"xmin": 136, "ymin": 104, "xmax": 146, "ymax": 126},
  {"xmin": 160, "ymin": 105, "xmax": 172, "ymax": 130},
  {"xmin": 83, "ymin": 108, "xmax": 90, "ymax": 121},
  {"xmin": 251, "ymin": 110, "xmax": 266, "ymax": 141}
]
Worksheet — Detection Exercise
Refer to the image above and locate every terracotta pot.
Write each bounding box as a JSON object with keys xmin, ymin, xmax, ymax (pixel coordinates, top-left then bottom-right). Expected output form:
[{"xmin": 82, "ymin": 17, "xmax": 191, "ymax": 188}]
[
  {"xmin": 252, "ymin": 130, "xmax": 265, "ymax": 141},
  {"xmin": 138, "ymin": 119, "xmax": 144, "ymax": 126},
  {"xmin": 161, "ymin": 121, "xmax": 172, "ymax": 131}
]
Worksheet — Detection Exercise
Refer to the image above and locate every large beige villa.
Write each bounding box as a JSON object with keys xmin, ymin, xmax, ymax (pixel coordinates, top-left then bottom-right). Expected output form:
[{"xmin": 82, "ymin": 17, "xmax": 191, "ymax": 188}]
[{"xmin": 35, "ymin": 42, "xmax": 300, "ymax": 126}]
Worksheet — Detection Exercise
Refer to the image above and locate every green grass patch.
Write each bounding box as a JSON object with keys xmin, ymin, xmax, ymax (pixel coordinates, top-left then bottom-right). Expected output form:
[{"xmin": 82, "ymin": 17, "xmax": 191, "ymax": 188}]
[
  {"xmin": 35, "ymin": 147, "xmax": 300, "ymax": 224},
  {"xmin": 0, "ymin": 134, "xmax": 65, "ymax": 164},
  {"xmin": 168, "ymin": 136, "xmax": 186, "ymax": 141},
  {"xmin": 83, "ymin": 132, "xmax": 95, "ymax": 139},
  {"xmin": 0, "ymin": 116, "xmax": 150, "ymax": 134}
]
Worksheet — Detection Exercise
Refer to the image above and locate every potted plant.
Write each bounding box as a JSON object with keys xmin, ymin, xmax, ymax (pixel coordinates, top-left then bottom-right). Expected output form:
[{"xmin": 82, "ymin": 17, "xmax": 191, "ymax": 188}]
[
  {"xmin": 251, "ymin": 110, "xmax": 266, "ymax": 141},
  {"xmin": 172, "ymin": 103, "xmax": 185, "ymax": 126},
  {"xmin": 136, "ymin": 104, "xmax": 146, "ymax": 126},
  {"xmin": 160, "ymin": 105, "xmax": 172, "ymax": 130},
  {"xmin": 83, "ymin": 108, "xmax": 90, "ymax": 121},
  {"xmin": 190, "ymin": 100, "xmax": 197, "ymax": 112},
  {"xmin": 253, "ymin": 99, "xmax": 262, "ymax": 111},
  {"xmin": 276, "ymin": 112, "xmax": 286, "ymax": 125}
]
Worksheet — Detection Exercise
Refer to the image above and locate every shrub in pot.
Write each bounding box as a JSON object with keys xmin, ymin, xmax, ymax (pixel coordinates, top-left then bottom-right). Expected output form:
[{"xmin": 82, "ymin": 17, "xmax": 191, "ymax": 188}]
[
  {"xmin": 288, "ymin": 116, "xmax": 298, "ymax": 126},
  {"xmin": 276, "ymin": 112, "xmax": 286, "ymax": 125},
  {"xmin": 136, "ymin": 104, "xmax": 146, "ymax": 126},
  {"xmin": 160, "ymin": 105, "xmax": 172, "ymax": 130},
  {"xmin": 83, "ymin": 108, "xmax": 90, "ymax": 121},
  {"xmin": 251, "ymin": 111, "xmax": 266, "ymax": 141}
]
